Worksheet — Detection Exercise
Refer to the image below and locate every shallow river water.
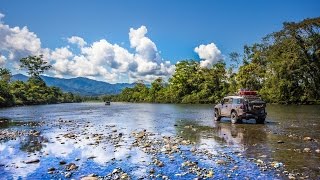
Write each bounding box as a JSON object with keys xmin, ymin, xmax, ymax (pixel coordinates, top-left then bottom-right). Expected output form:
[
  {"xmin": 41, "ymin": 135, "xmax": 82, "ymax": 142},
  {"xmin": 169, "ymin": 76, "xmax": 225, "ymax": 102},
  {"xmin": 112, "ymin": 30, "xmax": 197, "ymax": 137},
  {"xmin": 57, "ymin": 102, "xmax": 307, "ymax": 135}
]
[{"xmin": 0, "ymin": 103, "xmax": 319, "ymax": 179}]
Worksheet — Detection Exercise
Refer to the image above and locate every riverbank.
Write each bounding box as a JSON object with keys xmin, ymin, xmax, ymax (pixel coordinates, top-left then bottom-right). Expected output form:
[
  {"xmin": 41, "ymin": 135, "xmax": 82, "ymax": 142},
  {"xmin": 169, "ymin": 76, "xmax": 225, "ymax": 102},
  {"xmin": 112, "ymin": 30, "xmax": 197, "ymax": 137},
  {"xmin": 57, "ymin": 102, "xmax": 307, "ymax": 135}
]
[{"xmin": 0, "ymin": 103, "xmax": 319, "ymax": 179}]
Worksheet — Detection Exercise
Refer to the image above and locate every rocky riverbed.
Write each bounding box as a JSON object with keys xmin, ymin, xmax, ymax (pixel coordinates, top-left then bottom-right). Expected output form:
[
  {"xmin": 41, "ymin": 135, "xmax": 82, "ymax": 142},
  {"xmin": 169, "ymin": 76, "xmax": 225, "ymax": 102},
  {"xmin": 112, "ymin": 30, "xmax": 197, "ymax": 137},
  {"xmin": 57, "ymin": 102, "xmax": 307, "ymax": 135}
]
[{"xmin": 0, "ymin": 103, "xmax": 319, "ymax": 179}]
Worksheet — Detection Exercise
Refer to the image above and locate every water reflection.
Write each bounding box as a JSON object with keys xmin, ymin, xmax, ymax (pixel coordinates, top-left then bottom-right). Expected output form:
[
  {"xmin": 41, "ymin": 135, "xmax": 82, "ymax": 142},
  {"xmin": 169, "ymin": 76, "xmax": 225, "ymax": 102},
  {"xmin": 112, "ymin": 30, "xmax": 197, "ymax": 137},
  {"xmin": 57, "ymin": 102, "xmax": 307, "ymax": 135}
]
[
  {"xmin": 0, "ymin": 118, "xmax": 42, "ymax": 129},
  {"xmin": 0, "ymin": 103, "xmax": 319, "ymax": 179},
  {"xmin": 20, "ymin": 134, "xmax": 48, "ymax": 153}
]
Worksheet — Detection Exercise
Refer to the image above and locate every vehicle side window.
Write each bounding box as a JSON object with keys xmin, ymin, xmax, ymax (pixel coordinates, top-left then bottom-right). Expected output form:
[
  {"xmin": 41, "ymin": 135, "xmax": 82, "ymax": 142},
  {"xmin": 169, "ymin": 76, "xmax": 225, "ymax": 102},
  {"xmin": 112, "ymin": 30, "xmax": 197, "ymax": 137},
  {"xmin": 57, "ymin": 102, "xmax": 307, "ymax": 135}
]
[{"xmin": 223, "ymin": 98, "xmax": 230, "ymax": 104}]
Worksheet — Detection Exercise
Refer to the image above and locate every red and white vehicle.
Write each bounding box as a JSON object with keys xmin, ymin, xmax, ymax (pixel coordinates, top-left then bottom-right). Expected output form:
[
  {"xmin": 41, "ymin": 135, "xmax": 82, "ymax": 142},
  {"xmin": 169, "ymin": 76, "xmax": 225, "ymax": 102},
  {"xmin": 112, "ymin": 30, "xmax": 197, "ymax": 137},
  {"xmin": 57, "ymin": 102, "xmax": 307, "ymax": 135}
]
[{"xmin": 214, "ymin": 90, "xmax": 267, "ymax": 124}]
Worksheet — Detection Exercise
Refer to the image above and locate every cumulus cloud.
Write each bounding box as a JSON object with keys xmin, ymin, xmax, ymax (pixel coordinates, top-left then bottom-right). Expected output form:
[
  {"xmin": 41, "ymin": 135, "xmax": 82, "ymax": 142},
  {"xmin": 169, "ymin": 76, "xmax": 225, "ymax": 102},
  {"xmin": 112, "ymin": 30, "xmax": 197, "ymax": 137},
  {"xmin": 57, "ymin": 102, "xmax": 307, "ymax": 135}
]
[
  {"xmin": 0, "ymin": 55, "xmax": 6, "ymax": 66},
  {"xmin": 128, "ymin": 26, "xmax": 174, "ymax": 80},
  {"xmin": 0, "ymin": 13, "xmax": 4, "ymax": 22},
  {"xmin": 67, "ymin": 36, "xmax": 87, "ymax": 47},
  {"xmin": 0, "ymin": 23, "xmax": 42, "ymax": 60},
  {"xmin": 0, "ymin": 12, "xmax": 176, "ymax": 83},
  {"xmin": 194, "ymin": 43, "xmax": 222, "ymax": 68},
  {"xmin": 47, "ymin": 26, "xmax": 175, "ymax": 82},
  {"xmin": 0, "ymin": 12, "xmax": 45, "ymax": 71}
]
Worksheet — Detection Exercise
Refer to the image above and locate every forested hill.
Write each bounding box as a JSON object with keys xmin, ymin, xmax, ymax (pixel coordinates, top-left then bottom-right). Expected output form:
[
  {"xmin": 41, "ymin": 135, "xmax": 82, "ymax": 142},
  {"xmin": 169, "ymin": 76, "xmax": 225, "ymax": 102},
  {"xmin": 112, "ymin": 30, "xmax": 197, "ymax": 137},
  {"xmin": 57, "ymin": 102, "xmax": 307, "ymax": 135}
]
[{"xmin": 12, "ymin": 74, "xmax": 134, "ymax": 96}]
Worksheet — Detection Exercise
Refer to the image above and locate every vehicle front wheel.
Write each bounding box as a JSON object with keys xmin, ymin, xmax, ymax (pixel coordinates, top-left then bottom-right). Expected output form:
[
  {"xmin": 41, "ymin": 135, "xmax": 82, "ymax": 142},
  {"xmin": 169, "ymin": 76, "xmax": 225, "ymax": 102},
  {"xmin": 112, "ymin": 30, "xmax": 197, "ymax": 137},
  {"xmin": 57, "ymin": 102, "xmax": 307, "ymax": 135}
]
[
  {"xmin": 214, "ymin": 109, "xmax": 221, "ymax": 121},
  {"xmin": 256, "ymin": 117, "xmax": 265, "ymax": 124},
  {"xmin": 230, "ymin": 111, "xmax": 239, "ymax": 124}
]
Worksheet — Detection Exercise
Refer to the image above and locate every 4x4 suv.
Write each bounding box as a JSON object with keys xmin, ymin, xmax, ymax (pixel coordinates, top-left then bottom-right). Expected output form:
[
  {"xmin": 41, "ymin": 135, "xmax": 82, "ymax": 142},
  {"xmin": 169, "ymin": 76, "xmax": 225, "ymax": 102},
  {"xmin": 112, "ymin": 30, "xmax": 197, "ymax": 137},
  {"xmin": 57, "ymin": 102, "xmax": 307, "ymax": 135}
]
[{"xmin": 214, "ymin": 91, "xmax": 267, "ymax": 124}]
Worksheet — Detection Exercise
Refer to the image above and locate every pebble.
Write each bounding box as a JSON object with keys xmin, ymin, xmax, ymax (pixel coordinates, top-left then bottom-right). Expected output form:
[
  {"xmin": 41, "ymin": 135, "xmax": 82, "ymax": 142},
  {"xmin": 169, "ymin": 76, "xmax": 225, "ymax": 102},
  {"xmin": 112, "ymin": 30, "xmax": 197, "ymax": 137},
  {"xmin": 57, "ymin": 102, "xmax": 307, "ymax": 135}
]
[
  {"xmin": 48, "ymin": 167, "xmax": 55, "ymax": 171},
  {"xmin": 81, "ymin": 177, "xmax": 98, "ymax": 180},
  {"xmin": 303, "ymin": 148, "xmax": 311, "ymax": 153},
  {"xmin": 59, "ymin": 160, "xmax": 67, "ymax": 165},
  {"xmin": 303, "ymin": 137, "xmax": 312, "ymax": 141},
  {"xmin": 25, "ymin": 159, "xmax": 40, "ymax": 164},
  {"xmin": 66, "ymin": 163, "xmax": 78, "ymax": 171},
  {"xmin": 216, "ymin": 159, "xmax": 225, "ymax": 165},
  {"xmin": 149, "ymin": 168, "xmax": 155, "ymax": 174},
  {"xmin": 65, "ymin": 172, "xmax": 72, "ymax": 178}
]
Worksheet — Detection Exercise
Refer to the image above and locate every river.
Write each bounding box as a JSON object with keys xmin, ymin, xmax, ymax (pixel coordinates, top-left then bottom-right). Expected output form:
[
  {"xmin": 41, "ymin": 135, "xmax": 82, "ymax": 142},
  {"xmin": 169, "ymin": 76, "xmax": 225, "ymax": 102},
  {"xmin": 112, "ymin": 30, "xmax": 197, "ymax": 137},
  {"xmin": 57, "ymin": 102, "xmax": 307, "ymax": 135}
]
[{"xmin": 0, "ymin": 103, "xmax": 319, "ymax": 179}]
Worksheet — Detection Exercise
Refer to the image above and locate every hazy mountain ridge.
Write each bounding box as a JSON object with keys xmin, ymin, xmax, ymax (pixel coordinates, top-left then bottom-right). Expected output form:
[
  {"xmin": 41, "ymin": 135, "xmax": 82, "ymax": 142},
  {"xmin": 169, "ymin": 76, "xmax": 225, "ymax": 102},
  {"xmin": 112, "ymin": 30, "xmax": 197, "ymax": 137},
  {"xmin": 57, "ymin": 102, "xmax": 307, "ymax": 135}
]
[{"xmin": 12, "ymin": 74, "xmax": 134, "ymax": 96}]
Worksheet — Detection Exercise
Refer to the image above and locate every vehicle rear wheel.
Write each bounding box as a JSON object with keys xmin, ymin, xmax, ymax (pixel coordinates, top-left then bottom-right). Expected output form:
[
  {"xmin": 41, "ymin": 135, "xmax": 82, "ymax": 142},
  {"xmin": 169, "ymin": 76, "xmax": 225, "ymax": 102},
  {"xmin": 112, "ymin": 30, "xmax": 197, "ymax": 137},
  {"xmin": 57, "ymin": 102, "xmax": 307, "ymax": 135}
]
[
  {"xmin": 214, "ymin": 109, "xmax": 221, "ymax": 121},
  {"xmin": 230, "ymin": 111, "xmax": 239, "ymax": 124},
  {"xmin": 256, "ymin": 117, "xmax": 265, "ymax": 124}
]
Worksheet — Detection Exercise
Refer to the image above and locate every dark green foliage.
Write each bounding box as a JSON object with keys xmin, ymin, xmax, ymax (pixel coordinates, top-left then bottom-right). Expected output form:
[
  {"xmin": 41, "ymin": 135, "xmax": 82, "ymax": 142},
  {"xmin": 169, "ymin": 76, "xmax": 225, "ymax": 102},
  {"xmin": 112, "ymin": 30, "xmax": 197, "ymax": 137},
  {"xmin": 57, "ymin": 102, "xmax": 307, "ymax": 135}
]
[
  {"xmin": 20, "ymin": 55, "xmax": 52, "ymax": 78},
  {"xmin": 0, "ymin": 56, "xmax": 83, "ymax": 107},
  {"xmin": 113, "ymin": 61, "xmax": 229, "ymax": 104},
  {"xmin": 114, "ymin": 17, "xmax": 320, "ymax": 104}
]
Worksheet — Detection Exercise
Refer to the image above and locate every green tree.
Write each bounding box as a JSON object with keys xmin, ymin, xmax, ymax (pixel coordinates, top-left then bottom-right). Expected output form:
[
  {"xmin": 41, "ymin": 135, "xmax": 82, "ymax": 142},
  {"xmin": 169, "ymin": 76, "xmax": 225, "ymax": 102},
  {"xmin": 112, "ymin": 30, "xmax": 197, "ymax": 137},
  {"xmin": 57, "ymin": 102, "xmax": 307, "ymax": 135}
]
[
  {"xmin": 0, "ymin": 68, "xmax": 14, "ymax": 107},
  {"xmin": 261, "ymin": 17, "xmax": 320, "ymax": 103},
  {"xmin": 149, "ymin": 77, "xmax": 164, "ymax": 102},
  {"xmin": 0, "ymin": 67, "xmax": 12, "ymax": 83},
  {"xmin": 20, "ymin": 55, "xmax": 52, "ymax": 78}
]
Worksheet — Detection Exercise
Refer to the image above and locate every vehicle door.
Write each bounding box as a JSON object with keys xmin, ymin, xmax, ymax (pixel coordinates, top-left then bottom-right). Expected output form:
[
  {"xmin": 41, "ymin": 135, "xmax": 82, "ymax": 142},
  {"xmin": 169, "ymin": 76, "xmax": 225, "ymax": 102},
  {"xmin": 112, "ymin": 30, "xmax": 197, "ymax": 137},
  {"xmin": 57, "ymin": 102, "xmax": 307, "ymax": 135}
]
[{"xmin": 221, "ymin": 98, "xmax": 232, "ymax": 116}]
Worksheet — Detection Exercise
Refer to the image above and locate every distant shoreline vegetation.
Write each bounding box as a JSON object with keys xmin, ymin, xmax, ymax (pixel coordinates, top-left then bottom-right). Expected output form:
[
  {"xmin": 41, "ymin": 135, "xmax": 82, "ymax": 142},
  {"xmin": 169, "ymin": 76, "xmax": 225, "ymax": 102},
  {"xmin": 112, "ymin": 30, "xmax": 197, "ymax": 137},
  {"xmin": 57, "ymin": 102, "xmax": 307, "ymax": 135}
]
[
  {"xmin": 1, "ymin": 17, "xmax": 320, "ymax": 107},
  {"xmin": 104, "ymin": 17, "xmax": 320, "ymax": 105},
  {"xmin": 0, "ymin": 56, "xmax": 82, "ymax": 107}
]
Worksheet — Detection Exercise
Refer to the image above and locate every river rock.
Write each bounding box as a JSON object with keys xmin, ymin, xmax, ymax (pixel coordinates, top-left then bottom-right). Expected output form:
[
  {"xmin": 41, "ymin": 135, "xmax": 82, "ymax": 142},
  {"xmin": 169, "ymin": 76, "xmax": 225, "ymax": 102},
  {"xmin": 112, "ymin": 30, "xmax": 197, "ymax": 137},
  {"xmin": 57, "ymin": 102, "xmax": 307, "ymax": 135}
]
[
  {"xmin": 65, "ymin": 172, "xmax": 72, "ymax": 178},
  {"xmin": 206, "ymin": 170, "xmax": 214, "ymax": 178},
  {"xmin": 315, "ymin": 149, "xmax": 320, "ymax": 153},
  {"xmin": 190, "ymin": 147, "xmax": 197, "ymax": 152},
  {"xmin": 66, "ymin": 163, "xmax": 78, "ymax": 171},
  {"xmin": 88, "ymin": 156, "xmax": 97, "ymax": 159},
  {"xmin": 149, "ymin": 168, "xmax": 155, "ymax": 174},
  {"xmin": 59, "ymin": 160, "xmax": 67, "ymax": 165},
  {"xmin": 216, "ymin": 159, "xmax": 225, "ymax": 165},
  {"xmin": 303, "ymin": 148, "xmax": 311, "ymax": 153},
  {"xmin": 135, "ymin": 131, "xmax": 145, "ymax": 138},
  {"xmin": 81, "ymin": 177, "xmax": 98, "ymax": 180},
  {"xmin": 48, "ymin": 167, "xmax": 55, "ymax": 171},
  {"xmin": 120, "ymin": 173, "xmax": 129, "ymax": 179},
  {"xmin": 303, "ymin": 137, "xmax": 313, "ymax": 141},
  {"xmin": 272, "ymin": 161, "xmax": 283, "ymax": 168},
  {"xmin": 25, "ymin": 159, "xmax": 40, "ymax": 164}
]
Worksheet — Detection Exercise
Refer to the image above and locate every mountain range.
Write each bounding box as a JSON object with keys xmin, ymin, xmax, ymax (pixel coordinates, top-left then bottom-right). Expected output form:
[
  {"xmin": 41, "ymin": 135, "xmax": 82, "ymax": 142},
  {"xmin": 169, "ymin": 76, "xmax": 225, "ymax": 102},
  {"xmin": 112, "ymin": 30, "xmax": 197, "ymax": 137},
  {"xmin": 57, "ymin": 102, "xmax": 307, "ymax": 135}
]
[{"xmin": 11, "ymin": 74, "xmax": 135, "ymax": 96}]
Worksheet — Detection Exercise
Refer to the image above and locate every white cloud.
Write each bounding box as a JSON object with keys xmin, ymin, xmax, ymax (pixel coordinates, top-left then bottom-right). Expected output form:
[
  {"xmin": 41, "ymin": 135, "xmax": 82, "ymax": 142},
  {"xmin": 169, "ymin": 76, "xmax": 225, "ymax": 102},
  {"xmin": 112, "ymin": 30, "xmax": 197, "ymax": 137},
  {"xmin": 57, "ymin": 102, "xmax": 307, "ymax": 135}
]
[
  {"xmin": 0, "ymin": 24, "xmax": 42, "ymax": 60},
  {"xmin": 0, "ymin": 12, "xmax": 183, "ymax": 83},
  {"xmin": 67, "ymin": 36, "xmax": 87, "ymax": 47},
  {"xmin": 0, "ymin": 13, "xmax": 4, "ymax": 22},
  {"xmin": 128, "ymin": 26, "xmax": 174, "ymax": 80},
  {"xmin": 0, "ymin": 12, "xmax": 45, "ymax": 73},
  {"xmin": 194, "ymin": 43, "xmax": 222, "ymax": 68},
  {"xmin": 49, "ymin": 26, "xmax": 174, "ymax": 83},
  {"xmin": 0, "ymin": 55, "xmax": 6, "ymax": 66}
]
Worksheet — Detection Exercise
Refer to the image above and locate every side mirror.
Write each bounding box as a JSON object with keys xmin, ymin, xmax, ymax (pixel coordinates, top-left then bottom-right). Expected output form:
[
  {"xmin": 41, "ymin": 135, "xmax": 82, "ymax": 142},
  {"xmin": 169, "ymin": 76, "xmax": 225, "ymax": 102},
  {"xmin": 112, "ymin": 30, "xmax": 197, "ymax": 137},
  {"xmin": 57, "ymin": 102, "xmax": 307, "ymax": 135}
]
[{"xmin": 220, "ymin": 100, "xmax": 224, "ymax": 105}]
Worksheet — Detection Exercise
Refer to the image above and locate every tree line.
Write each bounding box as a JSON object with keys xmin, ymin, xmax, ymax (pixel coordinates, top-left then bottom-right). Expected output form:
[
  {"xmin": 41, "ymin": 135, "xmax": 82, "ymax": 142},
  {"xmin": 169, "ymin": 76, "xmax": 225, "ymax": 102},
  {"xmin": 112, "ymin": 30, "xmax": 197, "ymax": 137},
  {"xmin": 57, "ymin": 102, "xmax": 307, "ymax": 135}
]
[
  {"xmin": 1, "ymin": 17, "xmax": 319, "ymax": 106},
  {"xmin": 0, "ymin": 55, "xmax": 82, "ymax": 107},
  {"xmin": 108, "ymin": 17, "xmax": 320, "ymax": 104}
]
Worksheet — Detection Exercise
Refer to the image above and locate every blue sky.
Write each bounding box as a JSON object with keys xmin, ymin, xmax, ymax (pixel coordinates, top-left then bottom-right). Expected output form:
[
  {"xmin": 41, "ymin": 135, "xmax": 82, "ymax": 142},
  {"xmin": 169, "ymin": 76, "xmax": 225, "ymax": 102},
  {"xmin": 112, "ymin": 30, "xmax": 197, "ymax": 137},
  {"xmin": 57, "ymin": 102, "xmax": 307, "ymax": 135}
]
[{"xmin": 0, "ymin": 0, "xmax": 319, "ymax": 83}]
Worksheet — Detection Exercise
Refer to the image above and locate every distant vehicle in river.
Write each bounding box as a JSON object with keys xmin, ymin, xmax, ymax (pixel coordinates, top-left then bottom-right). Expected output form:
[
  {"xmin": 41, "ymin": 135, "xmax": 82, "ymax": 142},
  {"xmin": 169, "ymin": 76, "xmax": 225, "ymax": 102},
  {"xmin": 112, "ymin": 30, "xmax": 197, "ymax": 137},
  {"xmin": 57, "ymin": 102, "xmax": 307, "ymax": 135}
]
[
  {"xmin": 105, "ymin": 101, "xmax": 111, "ymax": 105},
  {"xmin": 214, "ymin": 90, "xmax": 267, "ymax": 124}
]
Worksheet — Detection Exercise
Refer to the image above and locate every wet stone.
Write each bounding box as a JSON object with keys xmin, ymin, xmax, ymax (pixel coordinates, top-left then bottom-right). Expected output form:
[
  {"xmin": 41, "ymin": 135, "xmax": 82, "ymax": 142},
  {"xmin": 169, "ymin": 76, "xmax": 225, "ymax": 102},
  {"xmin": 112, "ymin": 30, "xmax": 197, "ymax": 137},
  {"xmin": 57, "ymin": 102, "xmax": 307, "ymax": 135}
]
[
  {"xmin": 65, "ymin": 172, "xmax": 72, "ymax": 178},
  {"xmin": 66, "ymin": 163, "xmax": 78, "ymax": 171},
  {"xmin": 25, "ymin": 159, "xmax": 40, "ymax": 164},
  {"xmin": 303, "ymin": 148, "xmax": 311, "ymax": 153},
  {"xmin": 303, "ymin": 137, "xmax": 313, "ymax": 141},
  {"xmin": 59, "ymin": 160, "xmax": 67, "ymax": 165},
  {"xmin": 48, "ymin": 167, "xmax": 55, "ymax": 171}
]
